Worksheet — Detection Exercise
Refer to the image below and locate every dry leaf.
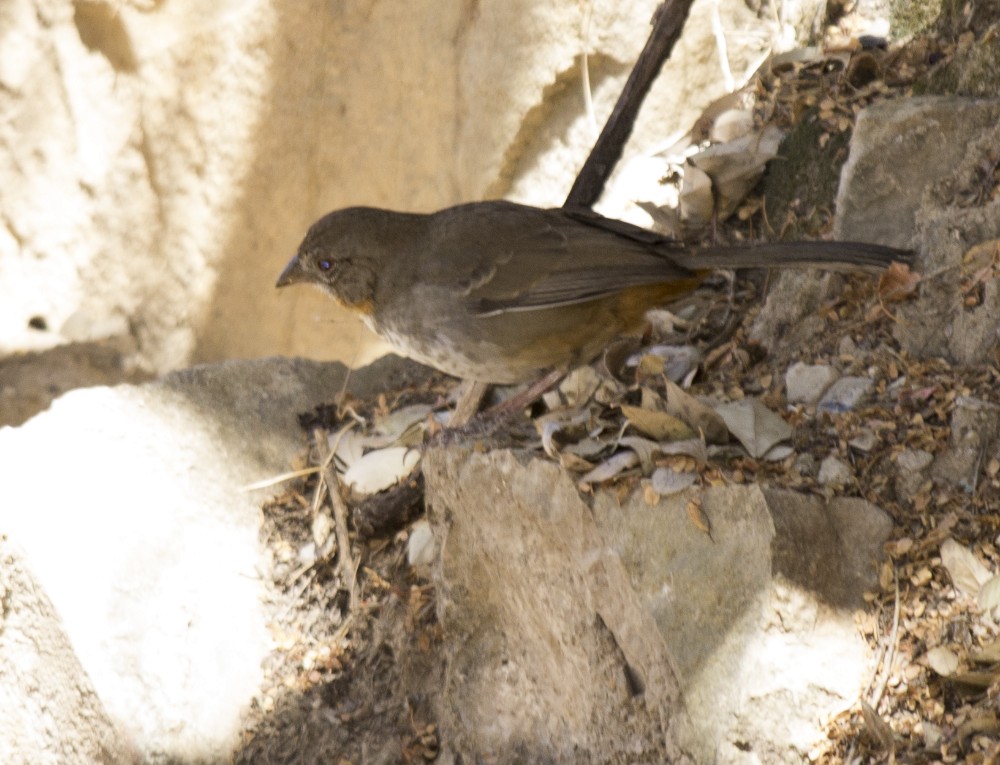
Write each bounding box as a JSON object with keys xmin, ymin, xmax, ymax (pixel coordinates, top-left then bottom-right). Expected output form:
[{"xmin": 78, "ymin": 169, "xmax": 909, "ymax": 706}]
[
  {"xmin": 663, "ymin": 379, "xmax": 729, "ymax": 443},
  {"xmin": 579, "ymin": 451, "xmax": 640, "ymax": 486},
  {"xmin": 649, "ymin": 467, "xmax": 697, "ymax": 496},
  {"xmin": 342, "ymin": 446, "xmax": 420, "ymax": 496},
  {"xmin": 977, "ymin": 574, "xmax": 1000, "ymax": 618},
  {"xmin": 712, "ymin": 398, "xmax": 793, "ymax": 458},
  {"xmin": 878, "ymin": 261, "xmax": 920, "ymax": 302},
  {"xmin": 617, "ymin": 436, "xmax": 660, "ymax": 474},
  {"xmin": 940, "ymin": 538, "xmax": 993, "ymax": 597},
  {"xmin": 860, "ymin": 700, "xmax": 895, "ymax": 752},
  {"xmin": 955, "ymin": 712, "xmax": 1000, "ymax": 739},
  {"xmin": 312, "ymin": 508, "xmax": 333, "ymax": 550},
  {"xmin": 643, "ymin": 483, "xmax": 660, "ymax": 506},
  {"xmin": 971, "ymin": 640, "xmax": 1000, "ymax": 665},
  {"xmin": 687, "ymin": 124, "xmax": 784, "ymax": 220},
  {"xmin": 679, "ymin": 163, "xmax": 714, "ymax": 231},
  {"xmin": 926, "ymin": 646, "xmax": 959, "ymax": 676},
  {"xmin": 686, "ymin": 498, "xmax": 712, "ymax": 538},
  {"xmin": 656, "ymin": 437, "xmax": 709, "ymax": 463},
  {"xmin": 620, "ymin": 404, "xmax": 695, "ymax": 442},
  {"xmin": 559, "ymin": 452, "xmax": 595, "ymax": 472}
]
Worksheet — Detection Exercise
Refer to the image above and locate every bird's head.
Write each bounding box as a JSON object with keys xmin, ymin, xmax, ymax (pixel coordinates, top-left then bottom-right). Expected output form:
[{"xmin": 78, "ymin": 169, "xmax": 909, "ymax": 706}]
[{"xmin": 276, "ymin": 207, "xmax": 388, "ymax": 313}]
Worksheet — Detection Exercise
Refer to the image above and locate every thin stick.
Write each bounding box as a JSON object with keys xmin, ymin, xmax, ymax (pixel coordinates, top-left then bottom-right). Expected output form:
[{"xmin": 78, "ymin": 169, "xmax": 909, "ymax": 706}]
[
  {"xmin": 315, "ymin": 427, "xmax": 359, "ymax": 612},
  {"xmin": 564, "ymin": 0, "xmax": 697, "ymax": 209}
]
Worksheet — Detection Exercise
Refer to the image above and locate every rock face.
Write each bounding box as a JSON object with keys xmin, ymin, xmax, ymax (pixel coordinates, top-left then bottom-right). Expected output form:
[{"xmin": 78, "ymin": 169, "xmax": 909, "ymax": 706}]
[
  {"xmin": 1, "ymin": 0, "xmax": 776, "ymax": 381},
  {"xmin": 423, "ymin": 447, "xmax": 892, "ymax": 764},
  {"xmin": 835, "ymin": 96, "xmax": 1000, "ymax": 364}
]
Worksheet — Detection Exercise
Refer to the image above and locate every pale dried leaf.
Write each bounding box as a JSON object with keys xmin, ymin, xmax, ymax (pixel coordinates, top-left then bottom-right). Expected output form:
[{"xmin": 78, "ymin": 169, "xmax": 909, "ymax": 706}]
[
  {"xmin": 312, "ymin": 508, "xmax": 333, "ymax": 550},
  {"xmin": 941, "ymin": 538, "xmax": 993, "ymax": 597},
  {"xmin": 535, "ymin": 410, "xmax": 590, "ymax": 457},
  {"xmin": 559, "ymin": 452, "xmax": 595, "ymax": 472},
  {"xmin": 579, "ymin": 450, "xmax": 640, "ymax": 485},
  {"xmin": 663, "ymin": 379, "xmax": 729, "ymax": 443},
  {"xmin": 342, "ymin": 446, "xmax": 420, "ymax": 496},
  {"xmin": 540, "ymin": 420, "xmax": 562, "ymax": 459},
  {"xmin": 637, "ymin": 344, "xmax": 702, "ymax": 384},
  {"xmin": 617, "ymin": 436, "xmax": 659, "ymax": 474},
  {"xmin": 970, "ymin": 639, "xmax": 1000, "ymax": 664},
  {"xmin": 657, "ymin": 437, "xmax": 709, "ymax": 463},
  {"xmin": 860, "ymin": 700, "xmax": 894, "ymax": 751},
  {"xmin": 762, "ymin": 444, "xmax": 795, "ymax": 462},
  {"xmin": 977, "ymin": 574, "xmax": 1000, "ymax": 617},
  {"xmin": 679, "ymin": 163, "xmax": 714, "ymax": 231},
  {"xmin": 564, "ymin": 437, "xmax": 609, "ymax": 459},
  {"xmin": 649, "ymin": 467, "xmax": 697, "ymax": 496},
  {"xmin": 955, "ymin": 712, "xmax": 1000, "ymax": 740},
  {"xmin": 686, "ymin": 499, "xmax": 712, "ymax": 537},
  {"xmin": 712, "ymin": 398, "xmax": 792, "ymax": 458},
  {"xmin": 372, "ymin": 404, "xmax": 433, "ymax": 442},
  {"xmin": 331, "ymin": 429, "xmax": 365, "ymax": 469},
  {"xmin": 558, "ymin": 366, "xmax": 602, "ymax": 407},
  {"xmin": 406, "ymin": 520, "xmax": 435, "ymax": 568},
  {"xmin": 926, "ymin": 646, "xmax": 959, "ymax": 676},
  {"xmin": 688, "ymin": 124, "xmax": 784, "ymax": 218}
]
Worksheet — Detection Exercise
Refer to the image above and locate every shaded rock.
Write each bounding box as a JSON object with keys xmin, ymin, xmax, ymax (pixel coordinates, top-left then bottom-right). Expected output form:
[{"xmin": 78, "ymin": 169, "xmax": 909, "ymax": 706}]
[
  {"xmin": 931, "ymin": 396, "xmax": 1000, "ymax": 492},
  {"xmin": 0, "ymin": 340, "xmax": 148, "ymax": 428}
]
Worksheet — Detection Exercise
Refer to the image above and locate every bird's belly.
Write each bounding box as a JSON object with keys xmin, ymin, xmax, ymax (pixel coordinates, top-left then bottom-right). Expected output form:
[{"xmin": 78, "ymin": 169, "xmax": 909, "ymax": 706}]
[
  {"xmin": 366, "ymin": 316, "xmax": 538, "ymax": 384},
  {"xmin": 364, "ymin": 295, "xmax": 652, "ymax": 384}
]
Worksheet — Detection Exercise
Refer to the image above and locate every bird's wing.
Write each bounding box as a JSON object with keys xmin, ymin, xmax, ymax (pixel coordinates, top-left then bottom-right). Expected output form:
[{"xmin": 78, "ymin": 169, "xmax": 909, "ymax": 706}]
[{"xmin": 424, "ymin": 202, "xmax": 695, "ymax": 316}]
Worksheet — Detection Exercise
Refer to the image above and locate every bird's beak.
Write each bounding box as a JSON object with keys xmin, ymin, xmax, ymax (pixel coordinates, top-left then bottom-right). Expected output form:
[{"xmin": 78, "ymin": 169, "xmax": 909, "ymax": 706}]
[{"xmin": 276, "ymin": 255, "xmax": 307, "ymax": 288}]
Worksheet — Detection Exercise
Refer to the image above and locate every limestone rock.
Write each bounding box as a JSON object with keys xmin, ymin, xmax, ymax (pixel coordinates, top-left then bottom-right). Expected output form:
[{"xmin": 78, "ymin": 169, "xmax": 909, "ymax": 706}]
[{"xmin": 423, "ymin": 446, "xmax": 892, "ymax": 764}]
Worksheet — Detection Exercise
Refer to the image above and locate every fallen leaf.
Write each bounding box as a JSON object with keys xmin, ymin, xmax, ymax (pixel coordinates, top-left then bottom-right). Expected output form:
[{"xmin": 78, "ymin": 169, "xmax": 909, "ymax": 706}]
[
  {"xmin": 342, "ymin": 446, "xmax": 420, "ymax": 496},
  {"xmin": 860, "ymin": 700, "xmax": 895, "ymax": 752},
  {"xmin": 579, "ymin": 451, "xmax": 640, "ymax": 486},
  {"xmin": 621, "ymin": 404, "xmax": 695, "ymax": 442},
  {"xmin": 663, "ymin": 379, "xmax": 729, "ymax": 443},
  {"xmin": 712, "ymin": 398, "xmax": 793, "ymax": 458},
  {"xmin": 941, "ymin": 538, "xmax": 993, "ymax": 597},
  {"xmin": 878, "ymin": 261, "xmax": 920, "ymax": 303},
  {"xmin": 926, "ymin": 646, "xmax": 959, "ymax": 676},
  {"xmin": 686, "ymin": 498, "xmax": 712, "ymax": 538},
  {"xmin": 977, "ymin": 574, "xmax": 1000, "ymax": 618},
  {"xmin": 649, "ymin": 467, "xmax": 697, "ymax": 496}
]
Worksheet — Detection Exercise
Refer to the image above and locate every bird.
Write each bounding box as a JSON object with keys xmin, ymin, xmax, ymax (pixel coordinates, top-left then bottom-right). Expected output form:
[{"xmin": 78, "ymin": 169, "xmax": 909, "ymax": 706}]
[{"xmin": 276, "ymin": 200, "xmax": 911, "ymax": 385}]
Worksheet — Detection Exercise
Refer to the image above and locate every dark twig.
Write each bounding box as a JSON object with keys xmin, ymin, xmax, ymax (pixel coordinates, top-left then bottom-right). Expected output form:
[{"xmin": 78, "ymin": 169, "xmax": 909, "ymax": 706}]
[{"xmin": 564, "ymin": 0, "xmax": 697, "ymax": 210}]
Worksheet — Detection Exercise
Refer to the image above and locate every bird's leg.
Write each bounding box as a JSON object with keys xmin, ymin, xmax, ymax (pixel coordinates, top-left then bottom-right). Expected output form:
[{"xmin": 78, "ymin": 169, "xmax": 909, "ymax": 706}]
[
  {"xmin": 482, "ymin": 369, "xmax": 566, "ymax": 420},
  {"xmin": 449, "ymin": 380, "xmax": 492, "ymax": 428}
]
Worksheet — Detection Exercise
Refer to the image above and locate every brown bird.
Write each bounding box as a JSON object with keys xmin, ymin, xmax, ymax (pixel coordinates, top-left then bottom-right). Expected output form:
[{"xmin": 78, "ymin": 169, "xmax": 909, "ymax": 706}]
[{"xmin": 276, "ymin": 200, "xmax": 910, "ymax": 385}]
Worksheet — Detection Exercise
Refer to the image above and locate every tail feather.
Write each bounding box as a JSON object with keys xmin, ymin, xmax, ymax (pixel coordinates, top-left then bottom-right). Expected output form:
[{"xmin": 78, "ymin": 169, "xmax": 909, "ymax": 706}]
[{"xmin": 679, "ymin": 240, "xmax": 913, "ymax": 273}]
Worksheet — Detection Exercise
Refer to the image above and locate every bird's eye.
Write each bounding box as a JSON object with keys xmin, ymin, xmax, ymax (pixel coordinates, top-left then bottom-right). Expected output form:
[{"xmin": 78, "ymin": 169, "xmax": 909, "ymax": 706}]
[{"xmin": 318, "ymin": 259, "xmax": 332, "ymax": 271}]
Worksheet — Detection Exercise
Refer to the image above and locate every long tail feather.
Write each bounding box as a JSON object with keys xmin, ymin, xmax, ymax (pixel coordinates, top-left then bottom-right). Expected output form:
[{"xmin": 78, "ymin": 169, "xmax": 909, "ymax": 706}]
[{"xmin": 680, "ymin": 240, "xmax": 913, "ymax": 273}]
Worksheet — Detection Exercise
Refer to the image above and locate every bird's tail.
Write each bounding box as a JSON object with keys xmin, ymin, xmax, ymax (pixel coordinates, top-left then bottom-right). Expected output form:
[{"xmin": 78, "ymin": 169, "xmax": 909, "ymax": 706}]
[{"xmin": 679, "ymin": 240, "xmax": 913, "ymax": 273}]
